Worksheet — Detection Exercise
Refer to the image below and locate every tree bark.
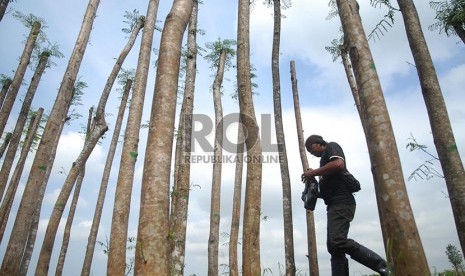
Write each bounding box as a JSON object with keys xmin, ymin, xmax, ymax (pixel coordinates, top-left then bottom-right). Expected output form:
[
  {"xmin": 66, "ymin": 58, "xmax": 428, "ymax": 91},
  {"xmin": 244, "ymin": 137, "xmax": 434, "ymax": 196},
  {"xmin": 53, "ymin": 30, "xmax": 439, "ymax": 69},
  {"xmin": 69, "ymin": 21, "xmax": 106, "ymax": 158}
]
[
  {"xmin": 229, "ymin": 120, "xmax": 244, "ymax": 276},
  {"xmin": 0, "ymin": 21, "xmax": 41, "ymax": 136},
  {"xmin": 290, "ymin": 60, "xmax": 319, "ymax": 276},
  {"xmin": 0, "ymin": 0, "xmax": 9, "ymax": 21},
  {"xmin": 107, "ymin": 1, "xmax": 159, "ymax": 274},
  {"xmin": 0, "ymin": 109, "xmax": 43, "ymax": 243},
  {"xmin": 54, "ymin": 108, "xmax": 93, "ymax": 276},
  {"xmin": 81, "ymin": 79, "xmax": 131, "ymax": 276},
  {"xmin": 0, "ymin": 78, "xmax": 11, "ymax": 109},
  {"xmin": 336, "ymin": 0, "xmax": 429, "ymax": 273},
  {"xmin": 0, "ymin": 1, "xmax": 99, "ymax": 273},
  {"xmin": 0, "ymin": 51, "xmax": 49, "ymax": 199},
  {"xmin": 396, "ymin": 0, "xmax": 465, "ymax": 256},
  {"xmin": 237, "ymin": 0, "xmax": 263, "ymax": 274},
  {"xmin": 169, "ymin": 1, "xmax": 198, "ymax": 274},
  {"xmin": 134, "ymin": 0, "xmax": 193, "ymax": 274},
  {"xmin": 207, "ymin": 49, "xmax": 226, "ymax": 276},
  {"xmin": 271, "ymin": 2, "xmax": 296, "ymax": 275}
]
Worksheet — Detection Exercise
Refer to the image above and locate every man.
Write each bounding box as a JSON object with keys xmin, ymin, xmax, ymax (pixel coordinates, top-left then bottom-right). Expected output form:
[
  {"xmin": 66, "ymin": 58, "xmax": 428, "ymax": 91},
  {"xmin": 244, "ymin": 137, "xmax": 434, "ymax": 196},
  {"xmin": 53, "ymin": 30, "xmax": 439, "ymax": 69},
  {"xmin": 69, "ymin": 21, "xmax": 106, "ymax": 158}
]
[{"xmin": 302, "ymin": 134, "xmax": 390, "ymax": 276}]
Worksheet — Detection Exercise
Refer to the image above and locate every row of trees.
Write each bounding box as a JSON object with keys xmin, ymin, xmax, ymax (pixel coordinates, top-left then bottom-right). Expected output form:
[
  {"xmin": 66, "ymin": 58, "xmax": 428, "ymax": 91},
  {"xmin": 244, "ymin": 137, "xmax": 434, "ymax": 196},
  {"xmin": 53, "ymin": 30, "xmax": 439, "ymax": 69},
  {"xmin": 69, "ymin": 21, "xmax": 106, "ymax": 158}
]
[{"xmin": 0, "ymin": 0, "xmax": 463, "ymax": 275}]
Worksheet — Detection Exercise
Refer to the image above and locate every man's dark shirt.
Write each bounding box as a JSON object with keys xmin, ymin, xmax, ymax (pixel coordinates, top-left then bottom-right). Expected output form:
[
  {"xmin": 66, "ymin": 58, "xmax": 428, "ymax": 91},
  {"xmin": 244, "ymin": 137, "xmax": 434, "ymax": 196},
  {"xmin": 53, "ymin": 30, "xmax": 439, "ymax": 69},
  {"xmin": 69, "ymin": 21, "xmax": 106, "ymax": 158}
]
[{"xmin": 319, "ymin": 142, "xmax": 355, "ymax": 206}]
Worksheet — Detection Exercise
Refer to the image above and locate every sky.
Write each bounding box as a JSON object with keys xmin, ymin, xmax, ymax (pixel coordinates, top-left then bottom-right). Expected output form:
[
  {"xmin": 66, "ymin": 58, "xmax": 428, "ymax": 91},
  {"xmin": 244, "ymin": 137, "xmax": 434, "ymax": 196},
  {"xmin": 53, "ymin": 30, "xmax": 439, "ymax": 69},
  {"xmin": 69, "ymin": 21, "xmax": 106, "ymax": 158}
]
[{"xmin": 0, "ymin": 0, "xmax": 464, "ymax": 275}]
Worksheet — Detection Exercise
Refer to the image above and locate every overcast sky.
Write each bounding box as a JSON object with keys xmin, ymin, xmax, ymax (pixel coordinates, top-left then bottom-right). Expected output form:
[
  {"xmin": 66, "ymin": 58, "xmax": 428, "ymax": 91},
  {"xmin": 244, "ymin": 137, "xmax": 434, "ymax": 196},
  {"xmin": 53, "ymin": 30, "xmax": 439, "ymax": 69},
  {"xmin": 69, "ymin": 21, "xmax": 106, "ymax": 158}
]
[{"xmin": 1, "ymin": 0, "xmax": 464, "ymax": 275}]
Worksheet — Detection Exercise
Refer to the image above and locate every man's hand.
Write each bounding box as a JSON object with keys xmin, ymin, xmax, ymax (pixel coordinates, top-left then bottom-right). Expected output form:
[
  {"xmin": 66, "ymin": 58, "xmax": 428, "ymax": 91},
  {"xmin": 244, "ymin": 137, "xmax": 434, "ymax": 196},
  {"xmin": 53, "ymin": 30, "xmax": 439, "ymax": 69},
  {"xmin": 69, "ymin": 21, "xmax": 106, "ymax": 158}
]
[{"xmin": 301, "ymin": 168, "xmax": 315, "ymax": 183}]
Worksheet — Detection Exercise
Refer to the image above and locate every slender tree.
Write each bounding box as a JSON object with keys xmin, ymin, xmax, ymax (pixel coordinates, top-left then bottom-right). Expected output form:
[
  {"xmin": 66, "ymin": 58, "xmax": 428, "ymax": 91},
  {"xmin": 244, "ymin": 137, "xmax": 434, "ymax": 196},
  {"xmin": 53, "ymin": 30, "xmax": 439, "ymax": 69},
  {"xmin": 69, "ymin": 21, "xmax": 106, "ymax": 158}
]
[
  {"xmin": 237, "ymin": 0, "xmax": 263, "ymax": 274},
  {"xmin": 204, "ymin": 40, "xmax": 234, "ymax": 275},
  {"xmin": 0, "ymin": 18, "xmax": 41, "ymax": 136},
  {"xmin": 81, "ymin": 75, "xmax": 132, "ymax": 276},
  {"xmin": 134, "ymin": 0, "xmax": 193, "ymax": 274},
  {"xmin": 169, "ymin": 1, "xmax": 199, "ymax": 274},
  {"xmin": 228, "ymin": 119, "xmax": 244, "ymax": 276},
  {"xmin": 336, "ymin": 0, "xmax": 429, "ymax": 273},
  {"xmin": 55, "ymin": 107, "xmax": 93, "ymax": 276},
  {"xmin": 0, "ymin": 109, "xmax": 43, "ymax": 243},
  {"xmin": 266, "ymin": 1, "xmax": 296, "ymax": 274},
  {"xmin": 0, "ymin": 51, "xmax": 50, "ymax": 199},
  {"xmin": 290, "ymin": 60, "xmax": 319, "ymax": 276},
  {"xmin": 0, "ymin": 1, "xmax": 100, "ymax": 273},
  {"xmin": 396, "ymin": 0, "xmax": 465, "ymax": 256},
  {"xmin": 107, "ymin": 1, "xmax": 159, "ymax": 274}
]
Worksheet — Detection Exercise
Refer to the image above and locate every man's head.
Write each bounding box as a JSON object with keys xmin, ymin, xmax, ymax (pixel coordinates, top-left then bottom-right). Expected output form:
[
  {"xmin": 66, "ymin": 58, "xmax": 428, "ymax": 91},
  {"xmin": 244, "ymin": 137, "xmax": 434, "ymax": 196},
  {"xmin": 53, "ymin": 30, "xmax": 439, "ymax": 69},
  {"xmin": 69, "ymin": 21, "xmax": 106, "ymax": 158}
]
[{"xmin": 305, "ymin": 134, "xmax": 327, "ymax": 157}]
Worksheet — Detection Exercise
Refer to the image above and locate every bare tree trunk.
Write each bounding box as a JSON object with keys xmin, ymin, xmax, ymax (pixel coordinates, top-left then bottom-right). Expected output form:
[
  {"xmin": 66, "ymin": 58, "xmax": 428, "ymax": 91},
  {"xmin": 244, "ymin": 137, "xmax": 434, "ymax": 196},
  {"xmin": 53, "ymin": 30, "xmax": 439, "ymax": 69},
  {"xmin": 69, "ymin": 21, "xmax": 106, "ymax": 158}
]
[
  {"xmin": 0, "ymin": 1, "xmax": 99, "ymax": 273},
  {"xmin": 20, "ymin": 116, "xmax": 69, "ymax": 276},
  {"xmin": 81, "ymin": 79, "xmax": 132, "ymax": 276},
  {"xmin": 0, "ymin": 132, "xmax": 11, "ymax": 158},
  {"xmin": 396, "ymin": 0, "xmax": 465, "ymax": 256},
  {"xmin": 134, "ymin": 0, "xmax": 192, "ymax": 274},
  {"xmin": 0, "ymin": 21, "xmax": 41, "ymax": 136},
  {"xmin": 290, "ymin": 60, "xmax": 319, "ymax": 276},
  {"xmin": 237, "ymin": 0, "xmax": 263, "ymax": 274},
  {"xmin": 207, "ymin": 49, "xmax": 226, "ymax": 276},
  {"xmin": 0, "ymin": 78, "xmax": 11, "ymax": 110},
  {"xmin": 169, "ymin": 1, "xmax": 198, "ymax": 274},
  {"xmin": 54, "ymin": 107, "xmax": 93, "ymax": 276},
  {"xmin": 0, "ymin": 109, "xmax": 43, "ymax": 243},
  {"xmin": 336, "ymin": 0, "xmax": 429, "ymax": 273},
  {"xmin": 229, "ymin": 121, "xmax": 244, "ymax": 276},
  {"xmin": 107, "ymin": 1, "xmax": 159, "ymax": 274},
  {"xmin": 0, "ymin": 51, "xmax": 49, "ymax": 199},
  {"xmin": 271, "ymin": 1, "xmax": 295, "ymax": 275}
]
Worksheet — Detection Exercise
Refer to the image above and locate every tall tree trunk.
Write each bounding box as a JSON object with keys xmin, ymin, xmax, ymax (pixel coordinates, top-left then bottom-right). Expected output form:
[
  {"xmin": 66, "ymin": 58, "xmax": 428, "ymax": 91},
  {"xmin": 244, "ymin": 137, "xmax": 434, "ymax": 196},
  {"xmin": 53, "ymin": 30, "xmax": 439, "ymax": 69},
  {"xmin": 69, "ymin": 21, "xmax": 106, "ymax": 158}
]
[
  {"xmin": 0, "ymin": 1, "xmax": 99, "ymax": 273},
  {"xmin": 0, "ymin": 109, "xmax": 43, "ymax": 243},
  {"xmin": 81, "ymin": 79, "xmax": 132, "ymax": 276},
  {"xmin": 336, "ymin": 0, "xmax": 429, "ymax": 273},
  {"xmin": 0, "ymin": 78, "xmax": 11, "ymax": 109},
  {"xmin": 134, "ymin": 0, "xmax": 193, "ymax": 274},
  {"xmin": 271, "ymin": 1, "xmax": 295, "ymax": 275},
  {"xmin": 54, "ymin": 107, "xmax": 93, "ymax": 276},
  {"xmin": 237, "ymin": 0, "xmax": 263, "ymax": 274},
  {"xmin": 169, "ymin": 1, "xmax": 198, "ymax": 274},
  {"xmin": 107, "ymin": 1, "xmax": 159, "ymax": 274},
  {"xmin": 290, "ymin": 60, "xmax": 319, "ymax": 276},
  {"xmin": 396, "ymin": 0, "xmax": 465, "ymax": 255},
  {"xmin": 0, "ymin": 132, "xmax": 11, "ymax": 158},
  {"xmin": 229, "ymin": 121, "xmax": 244, "ymax": 276},
  {"xmin": 20, "ymin": 116, "xmax": 70, "ymax": 276},
  {"xmin": 208, "ymin": 49, "xmax": 226, "ymax": 276},
  {"xmin": 0, "ymin": 21, "xmax": 41, "ymax": 136},
  {"xmin": 0, "ymin": 51, "xmax": 49, "ymax": 199}
]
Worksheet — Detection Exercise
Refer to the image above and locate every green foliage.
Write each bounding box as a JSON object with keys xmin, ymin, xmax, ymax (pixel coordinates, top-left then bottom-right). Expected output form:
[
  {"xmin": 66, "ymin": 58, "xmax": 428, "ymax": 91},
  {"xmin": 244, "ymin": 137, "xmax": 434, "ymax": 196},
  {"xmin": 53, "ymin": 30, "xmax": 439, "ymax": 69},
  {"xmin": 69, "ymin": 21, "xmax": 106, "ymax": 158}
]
[
  {"xmin": 446, "ymin": 244, "xmax": 465, "ymax": 274},
  {"xmin": 367, "ymin": 0, "xmax": 399, "ymax": 42},
  {"xmin": 429, "ymin": 0, "xmax": 465, "ymax": 36},
  {"xmin": 0, "ymin": 74, "xmax": 12, "ymax": 86},
  {"xmin": 325, "ymin": 36, "xmax": 344, "ymax": 62},
  {"xmin": 30, "ymin": 42, "xmax": 64, "ymax": 71},
  {"xmin": 12, "ymin": 11, "xmax": 48, "ymax": 47},
  {"xmin": 98, "ymin": 236, "xmax": 136, "ymax": 276},
  {"xmin": 405, "ymin": 133, "xmax": 444, "ymax": 181},
  {"xmin": 122, "ymin": 9, "xmax": 144, "ymax": 34},
  {"xmin": 204, "ymin": 38, "xmax": 237, "ymax": 71}
]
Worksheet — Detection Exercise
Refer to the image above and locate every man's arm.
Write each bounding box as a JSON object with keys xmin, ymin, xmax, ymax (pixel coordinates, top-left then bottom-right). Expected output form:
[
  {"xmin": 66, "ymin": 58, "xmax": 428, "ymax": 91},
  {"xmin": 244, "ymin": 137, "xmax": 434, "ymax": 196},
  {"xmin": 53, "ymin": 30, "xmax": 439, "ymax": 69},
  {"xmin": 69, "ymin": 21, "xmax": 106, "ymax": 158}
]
[{"xmin": 302, "ymin": 158, "xmax": 345, "ymax": 181}]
